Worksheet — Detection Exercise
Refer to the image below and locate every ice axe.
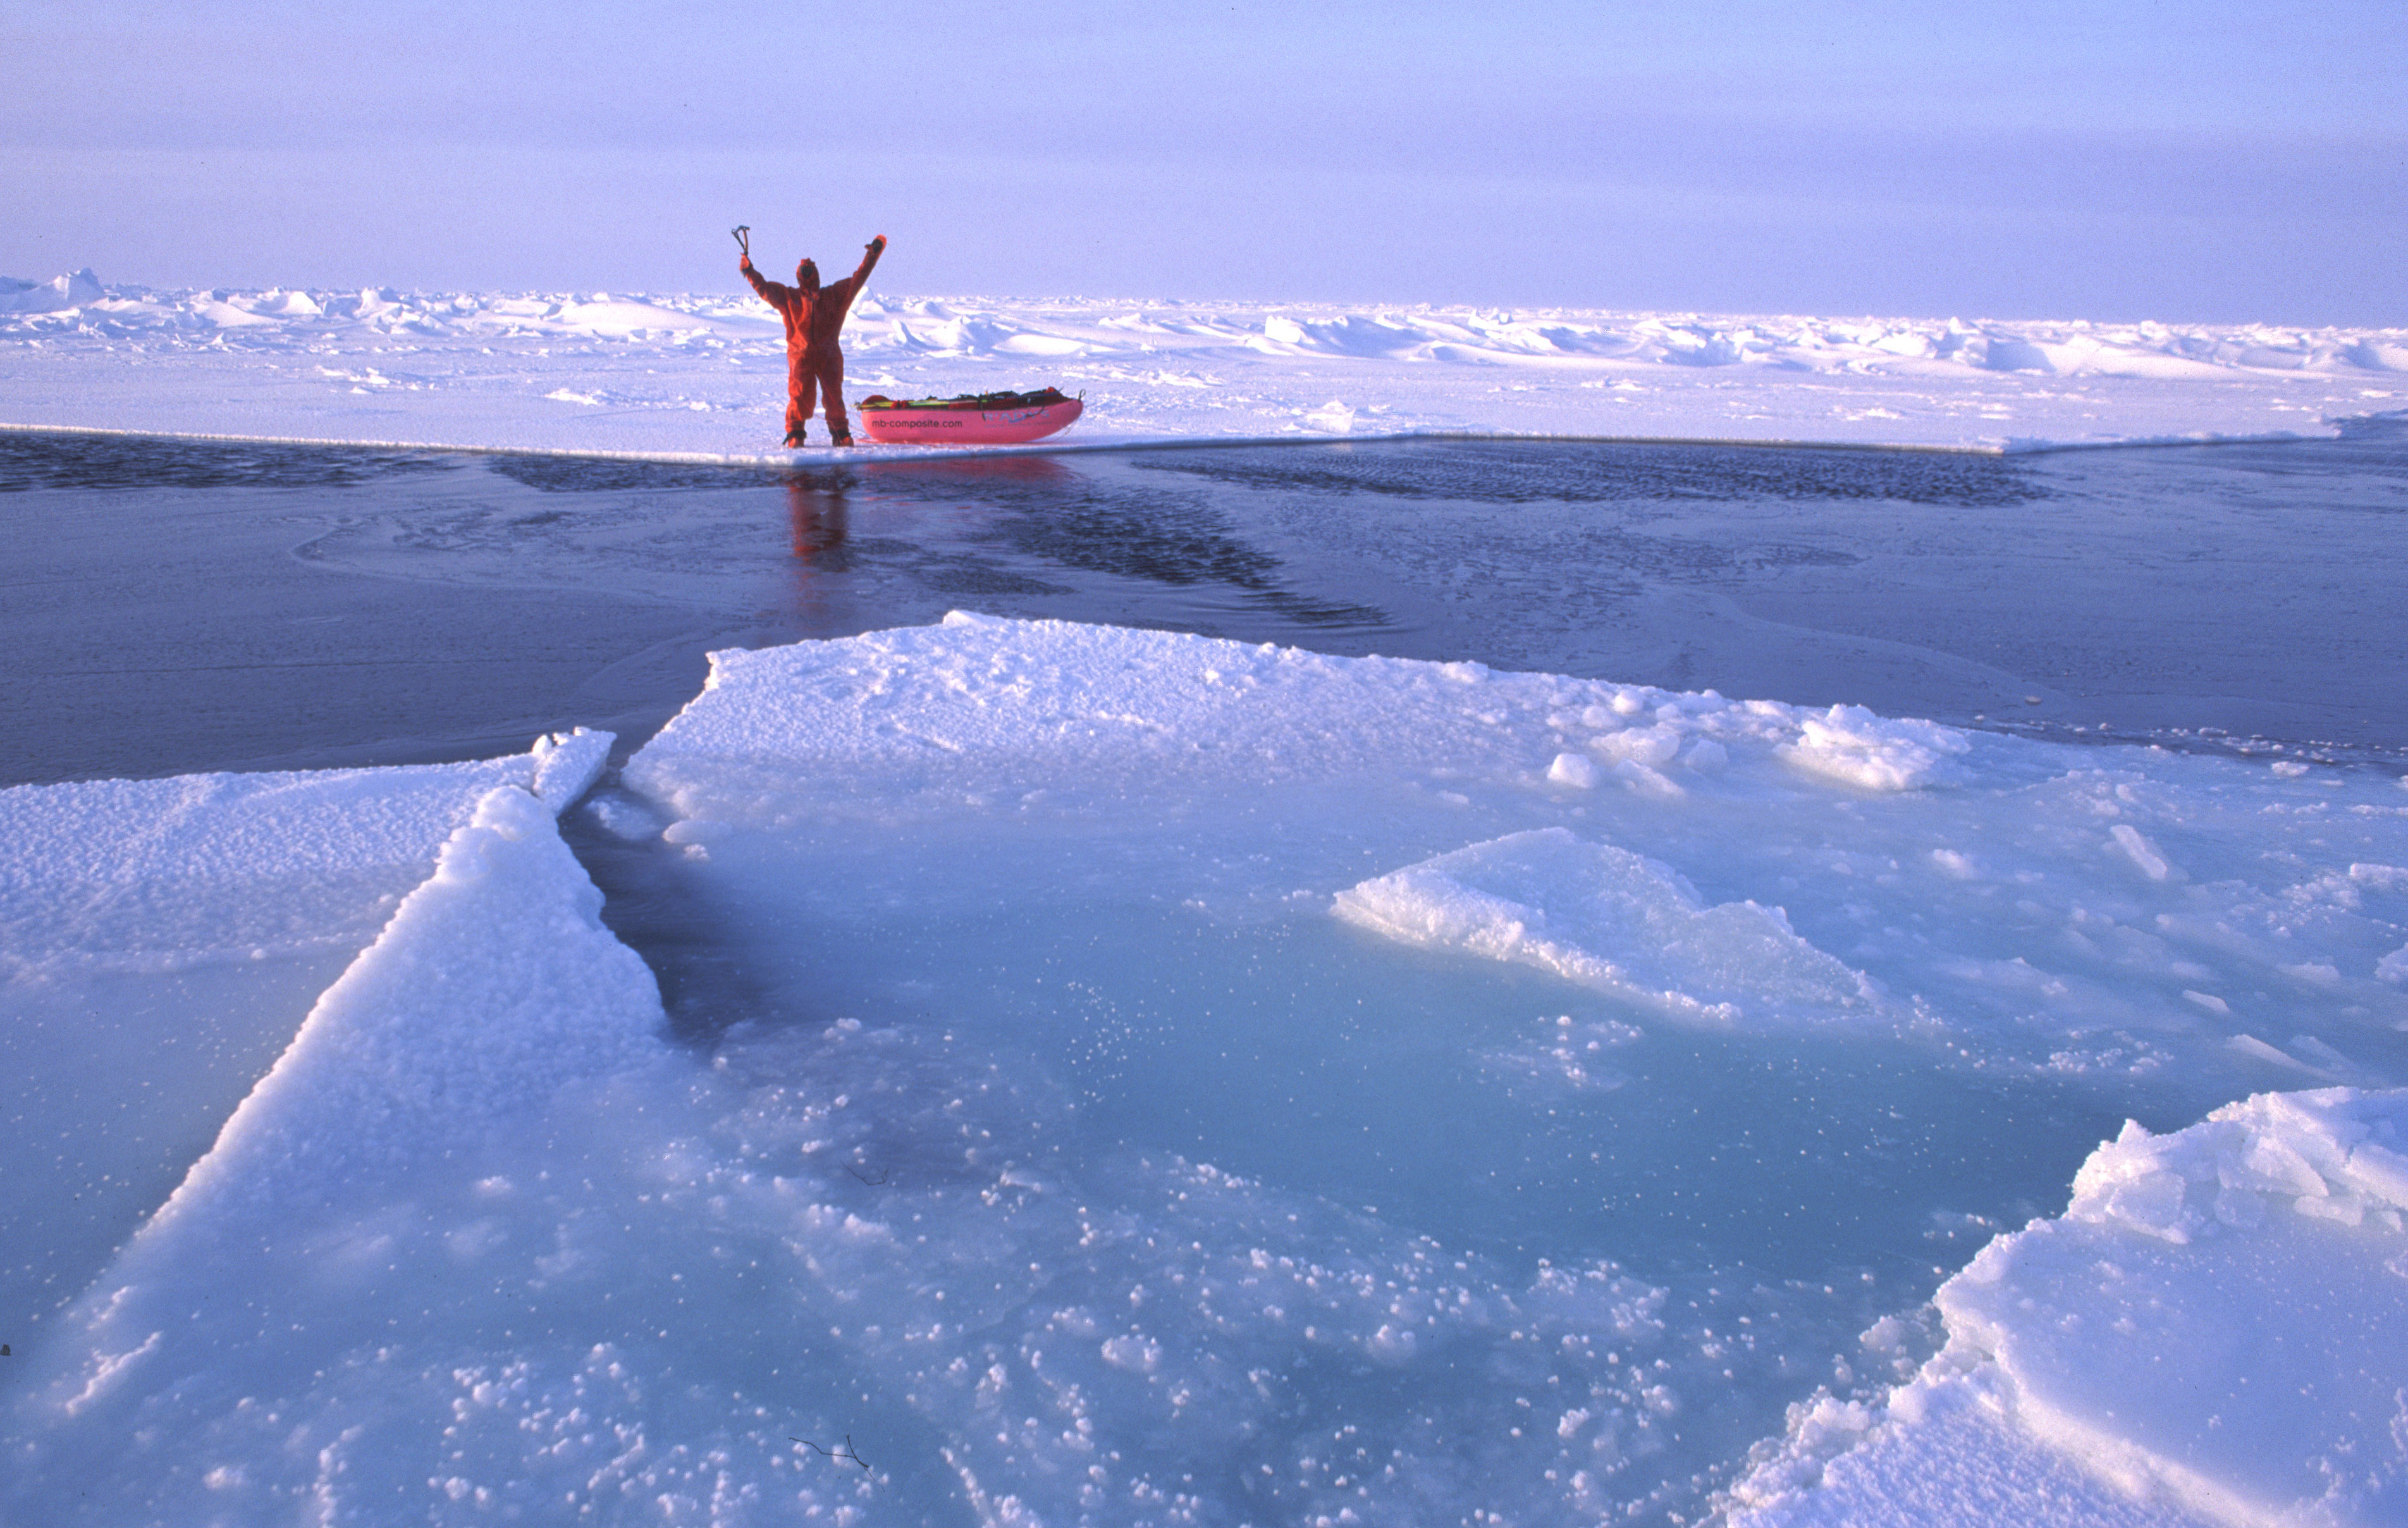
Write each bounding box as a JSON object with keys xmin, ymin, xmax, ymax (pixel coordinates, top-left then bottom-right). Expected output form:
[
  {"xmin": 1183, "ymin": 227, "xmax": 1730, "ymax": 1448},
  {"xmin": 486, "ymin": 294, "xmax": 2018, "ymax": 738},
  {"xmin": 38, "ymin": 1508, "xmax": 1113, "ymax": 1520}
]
[{"xmin": 731, "ymin": 225, "xmax": 751, "ymax": 259}]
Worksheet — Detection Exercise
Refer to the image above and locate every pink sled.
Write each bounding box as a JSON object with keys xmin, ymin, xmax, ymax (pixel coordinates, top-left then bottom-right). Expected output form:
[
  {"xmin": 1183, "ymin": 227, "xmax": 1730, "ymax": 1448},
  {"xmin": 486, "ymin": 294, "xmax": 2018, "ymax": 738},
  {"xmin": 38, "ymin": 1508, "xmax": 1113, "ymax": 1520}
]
[{"xmin": 856, "ymin": 391, "xmax": 1083, "ymax": 447}]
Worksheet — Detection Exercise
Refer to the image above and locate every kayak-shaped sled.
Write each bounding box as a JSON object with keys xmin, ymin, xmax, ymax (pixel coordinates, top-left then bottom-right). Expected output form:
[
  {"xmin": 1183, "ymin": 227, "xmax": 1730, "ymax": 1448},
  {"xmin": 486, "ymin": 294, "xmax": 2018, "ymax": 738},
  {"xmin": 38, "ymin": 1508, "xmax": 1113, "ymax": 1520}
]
[{"xmin": 857, "ymin": 387, "xmax": 1083, "ymax": 445}]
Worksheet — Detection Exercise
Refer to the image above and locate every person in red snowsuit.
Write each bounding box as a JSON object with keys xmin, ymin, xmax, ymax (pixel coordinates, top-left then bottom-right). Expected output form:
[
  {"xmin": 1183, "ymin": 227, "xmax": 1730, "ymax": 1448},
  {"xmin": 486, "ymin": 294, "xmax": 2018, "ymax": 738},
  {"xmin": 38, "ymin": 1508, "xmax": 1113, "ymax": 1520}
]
[{"xmin": 739, "ymin": 231, "xmax": 885, "ymax": 447}]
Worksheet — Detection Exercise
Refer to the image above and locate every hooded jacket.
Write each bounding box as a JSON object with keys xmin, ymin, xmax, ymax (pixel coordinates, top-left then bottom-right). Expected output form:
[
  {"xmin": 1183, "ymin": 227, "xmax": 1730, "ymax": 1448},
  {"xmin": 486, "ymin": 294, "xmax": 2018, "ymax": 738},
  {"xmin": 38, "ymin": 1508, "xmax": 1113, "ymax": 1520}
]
[{"xmin": 740, "ymin": 238, "xmax": 885, "ymax": 357}]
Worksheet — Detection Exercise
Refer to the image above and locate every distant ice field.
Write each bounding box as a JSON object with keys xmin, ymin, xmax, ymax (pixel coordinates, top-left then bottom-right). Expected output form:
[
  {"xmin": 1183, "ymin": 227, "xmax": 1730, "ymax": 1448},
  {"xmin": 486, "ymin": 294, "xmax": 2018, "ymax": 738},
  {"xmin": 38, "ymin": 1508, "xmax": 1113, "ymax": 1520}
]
[{"xmin": 4, "ymin": 273, "xmax": 2406, "ymax": 457}]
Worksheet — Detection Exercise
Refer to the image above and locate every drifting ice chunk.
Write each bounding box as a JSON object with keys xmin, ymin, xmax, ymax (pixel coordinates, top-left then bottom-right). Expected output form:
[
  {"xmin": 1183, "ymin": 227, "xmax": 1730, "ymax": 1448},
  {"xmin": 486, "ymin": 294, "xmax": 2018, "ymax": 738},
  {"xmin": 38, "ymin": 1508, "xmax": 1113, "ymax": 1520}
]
[
  {"xmin": 610, "ymin": 617, "xmax": 2408, "ymax": 1520},
  {"xmin": 1726, "ymin": 1369, "xmax": 2209, "ymax": 1528},
  {"xmin": 528, "ymin": 725, "xmax": 611, "ymax": 810},
  {"xmin": 1334, "ymin": 827, "xmax": 1884, "ymax": 1028},
  {"xmin": 2376, "ymin": 945, "xmax": 2408, "ymax": 985},
  {"xmin": 2110, "ymin": 823, "xmax": 2180, "ymax": 882},
  {"xmin": 1779, "ymin": 703, "xmax": 1970, "ymax": 791},
  {"xmin": 1547, "ymin": 749, "xmax": 1602, "ymax": 787},
  {"xmin": 1730, "ymin": 1087, "xmax": 2408, "ymax": 1528}
]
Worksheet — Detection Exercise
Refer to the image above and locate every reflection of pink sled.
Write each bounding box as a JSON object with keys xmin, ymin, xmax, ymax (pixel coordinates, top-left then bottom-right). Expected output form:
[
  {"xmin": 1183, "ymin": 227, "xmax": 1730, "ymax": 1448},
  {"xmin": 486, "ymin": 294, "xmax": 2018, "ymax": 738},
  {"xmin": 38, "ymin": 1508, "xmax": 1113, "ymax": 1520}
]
[{"xmin": 857, "ymin": 388, "xmax": 1083, "ymax": 445}]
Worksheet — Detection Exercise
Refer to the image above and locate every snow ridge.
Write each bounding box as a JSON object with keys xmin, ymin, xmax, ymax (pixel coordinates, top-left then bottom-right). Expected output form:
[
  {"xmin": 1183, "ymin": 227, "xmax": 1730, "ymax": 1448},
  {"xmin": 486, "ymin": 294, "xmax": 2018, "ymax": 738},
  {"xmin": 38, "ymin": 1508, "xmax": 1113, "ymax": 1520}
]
[{"xmin": 8, "ymin": 274, "xmax": 2404, "ymax": 381}]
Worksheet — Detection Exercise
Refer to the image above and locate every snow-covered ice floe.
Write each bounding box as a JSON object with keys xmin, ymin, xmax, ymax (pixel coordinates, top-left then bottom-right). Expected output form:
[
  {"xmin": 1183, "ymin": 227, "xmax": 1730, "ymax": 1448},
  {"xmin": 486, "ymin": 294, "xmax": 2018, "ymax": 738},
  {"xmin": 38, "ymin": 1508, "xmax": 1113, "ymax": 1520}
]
[
  {"xmin": 9, "ymin": 619, "xmax": 2408, "ymax": 1525},
  {"xmin": 624, "ymin": 613, "xmax": 2406, "ymax": 1072},
  {"xmin": 0, "ymin": 730, "xmax": 609, "ymax": 1342},
  {"xmin": 3, "ymin": 269, "xmax": 2404, "ymax": 457},
  {"xmin": 1728, "ymin": 1088, "xmax": 2408, "ymax": 1528}
]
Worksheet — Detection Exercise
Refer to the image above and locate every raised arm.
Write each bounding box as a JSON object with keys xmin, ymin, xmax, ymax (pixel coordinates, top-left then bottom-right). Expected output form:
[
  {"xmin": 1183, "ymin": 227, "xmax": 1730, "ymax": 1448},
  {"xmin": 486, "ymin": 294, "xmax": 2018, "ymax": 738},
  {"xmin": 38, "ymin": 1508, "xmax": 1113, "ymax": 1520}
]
[
  {"xmin": 739, "ymin": 255, "xmax": 782, "ymax": 304},
  {"xmin": 851, "ymin": 235, "xmax": 887, "ymax": 290}
]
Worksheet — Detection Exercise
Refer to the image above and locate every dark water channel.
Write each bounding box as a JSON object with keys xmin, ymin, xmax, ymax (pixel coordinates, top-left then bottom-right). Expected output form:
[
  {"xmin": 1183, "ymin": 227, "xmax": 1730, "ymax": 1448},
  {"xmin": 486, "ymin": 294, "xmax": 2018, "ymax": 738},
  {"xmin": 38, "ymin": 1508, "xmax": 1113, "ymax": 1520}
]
[{"xmin": 5, "ymin": 428, "xmax": 2405, "ymax": 787}]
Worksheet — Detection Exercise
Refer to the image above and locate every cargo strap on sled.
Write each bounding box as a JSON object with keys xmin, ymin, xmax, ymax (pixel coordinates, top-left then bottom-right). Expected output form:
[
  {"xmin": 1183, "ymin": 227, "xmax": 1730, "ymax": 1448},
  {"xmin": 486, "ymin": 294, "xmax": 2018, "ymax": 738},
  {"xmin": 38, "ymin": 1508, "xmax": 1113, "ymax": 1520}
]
[{"xmin": 857, "ymin": 387, "xmax": 1074, "ymax": 412}]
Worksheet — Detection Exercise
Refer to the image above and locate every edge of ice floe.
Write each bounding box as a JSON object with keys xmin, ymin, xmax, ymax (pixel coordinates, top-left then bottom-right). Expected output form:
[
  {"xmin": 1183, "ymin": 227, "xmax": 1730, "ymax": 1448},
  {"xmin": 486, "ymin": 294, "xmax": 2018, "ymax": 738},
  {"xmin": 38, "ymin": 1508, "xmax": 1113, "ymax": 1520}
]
[
  {"xmin": 7, "ymin": 416, "xmax": 2371, "ymax": 464},
  {"xmin": 15, "ymin": 751, "xmax": 670, "ymax": 1471},
  {"xmin": 137, "ymin": 727, "xmax": 639, "ymax": 1216},
  {"xmin": 0, "ymin": 416, "xmax": 2010, "ymax": 461},
  {"xmin": 528, "ymin": 726, "xmax": 612, "ymax": 810},
  {"xmin": 120, "ymin": 727, "xmax": 615, "ymax": 1195},
  {"xmin": 1728, "ymin": 1085, "xmax": 2408, "ymax": 1528}
]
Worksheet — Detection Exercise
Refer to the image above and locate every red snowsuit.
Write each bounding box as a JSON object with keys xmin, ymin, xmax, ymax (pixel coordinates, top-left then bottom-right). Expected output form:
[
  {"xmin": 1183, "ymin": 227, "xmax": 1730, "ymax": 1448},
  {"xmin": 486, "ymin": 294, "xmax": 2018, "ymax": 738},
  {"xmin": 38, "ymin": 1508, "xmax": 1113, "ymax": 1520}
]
[{"xmin": 742, "ymin": 237, "xmax": 885, "ymax": 445}]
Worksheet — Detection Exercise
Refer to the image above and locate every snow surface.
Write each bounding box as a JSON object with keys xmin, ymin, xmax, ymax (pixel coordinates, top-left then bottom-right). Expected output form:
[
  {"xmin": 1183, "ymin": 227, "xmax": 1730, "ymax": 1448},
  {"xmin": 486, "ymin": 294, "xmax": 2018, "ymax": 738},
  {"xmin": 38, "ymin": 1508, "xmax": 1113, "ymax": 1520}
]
[
  {"xmin": 4, "ymin": 271, "xmax": 2404, "ymax": 459},
  {"xmin": 9, "ymin": 617, "xmax": 2408, "ymax": 1525},
  {"xmin": 2, "ymin": 727, "xmax": 607, "ymax": 983}
]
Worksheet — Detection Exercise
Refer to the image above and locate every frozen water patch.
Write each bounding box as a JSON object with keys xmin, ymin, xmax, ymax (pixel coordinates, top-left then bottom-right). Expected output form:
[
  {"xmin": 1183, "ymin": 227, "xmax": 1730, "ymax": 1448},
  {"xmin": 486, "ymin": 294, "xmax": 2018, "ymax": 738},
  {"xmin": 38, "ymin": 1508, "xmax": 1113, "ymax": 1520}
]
[
  {"xmin": 605, "ymin": 615, "xmax": 2408, "ymax": 1518},
  {"xmin": 6, "ymin": 771, "xmax": 1819, "ymax": 1528},
  {"xmin": 1730, "ymin": 1087, "xmax": 2408, "ymax": 1528},
  {"xmin": 671, "ymin": 1016, "xmax": 1744, "ymax": 1528}
]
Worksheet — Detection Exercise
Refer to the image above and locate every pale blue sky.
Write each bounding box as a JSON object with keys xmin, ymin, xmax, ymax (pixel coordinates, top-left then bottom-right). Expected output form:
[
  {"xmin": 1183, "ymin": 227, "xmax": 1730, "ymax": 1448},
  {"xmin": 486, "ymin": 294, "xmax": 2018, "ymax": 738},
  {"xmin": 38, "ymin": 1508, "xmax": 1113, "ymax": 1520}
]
[{"xmin": 4, "ymin": 1, "xmax": 2401, "ymax": 323}]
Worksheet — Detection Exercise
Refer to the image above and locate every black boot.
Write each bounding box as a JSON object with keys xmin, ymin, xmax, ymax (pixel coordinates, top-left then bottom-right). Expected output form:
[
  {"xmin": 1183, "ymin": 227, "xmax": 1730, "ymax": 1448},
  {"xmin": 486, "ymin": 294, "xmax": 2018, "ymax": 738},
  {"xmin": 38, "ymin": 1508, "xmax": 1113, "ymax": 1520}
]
[
  {"xmin": 830, "ymin": 430, "xmax": 855, "ymax": 448},
  {"xmin": 784, "ymin": 427, "xmax": 806, "ymax": 448}
]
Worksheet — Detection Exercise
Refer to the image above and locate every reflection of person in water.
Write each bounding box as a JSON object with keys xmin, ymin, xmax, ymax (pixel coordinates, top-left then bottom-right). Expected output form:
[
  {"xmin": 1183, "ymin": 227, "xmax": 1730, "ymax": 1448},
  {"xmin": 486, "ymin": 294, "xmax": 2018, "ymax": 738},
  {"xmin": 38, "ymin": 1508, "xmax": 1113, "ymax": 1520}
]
[{"xmin": 788, "ymin": 473, "xmax": 849, "ymax": 565}]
